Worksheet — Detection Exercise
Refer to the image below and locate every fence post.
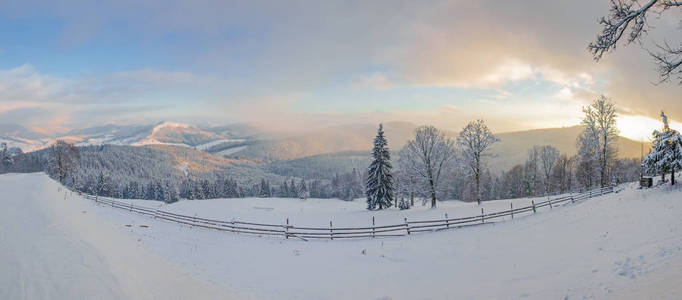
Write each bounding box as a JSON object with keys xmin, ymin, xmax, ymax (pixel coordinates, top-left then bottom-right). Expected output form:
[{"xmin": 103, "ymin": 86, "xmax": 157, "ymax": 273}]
[
  {"xmin": 372, "ymin": 216, "xmax": 376, "ymax": 238},
  {"xmin": 571, "ymin": 195, "xmax": 574, "ymax": 203},
  {"xmin": 129, "ymin": 202, "xmax": 133, "ymax": 212},
  {"xmin": 532, "ymin": 200, "xmax": 536, "ymax": 214},
  {"xmin": 329, "ymin": 220, "xmax": 333, "ymax": 240},
  {"xmin": 445, "ymin": 213, "xmax": 449, "ymax": 229},
  {"xmin": 510, "ymin": 203, "xmax": 514, "ymax": 219},
  {"xmin": 404, "ymin": 217, "xmax": 410, "ymax": 235},
  {"xmin": 589, "ymin": 190, "xmax": 592, "ymax": 198},
  {"xmin": 549, "ymin": 198, "xmax": 553, "ymax": 210},
  {"xmin": 481, "ymin": 208, "xmax": 484, "ymax": 223},
  {"xmin": 286, "ymin": 218, "xmax": 289, "ymax": 239}
]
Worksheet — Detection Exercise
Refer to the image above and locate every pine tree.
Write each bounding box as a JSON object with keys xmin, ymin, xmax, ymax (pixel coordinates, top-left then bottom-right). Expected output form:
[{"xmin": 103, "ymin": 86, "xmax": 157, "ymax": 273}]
[
  {"xmin": 95, "ymin": 171, "xmax": 111, "ymax": 196},
  {"xmin": 298, "ymin": 179, "xmax": 309, "ymax": 199},
  {"xmin": 644, "ymin": 111, "xmax": 682, "ymax": 185},
  {"xmin": 290, "ymin": 179, "xmax": 297, "ymax": 198},
  {"xmin": 366, "ymin": 124, "xmax": 394, "ymax": 210},
  {"xmin": 259, "ymin": 179, "xmax": 271, "ymax": 197}
]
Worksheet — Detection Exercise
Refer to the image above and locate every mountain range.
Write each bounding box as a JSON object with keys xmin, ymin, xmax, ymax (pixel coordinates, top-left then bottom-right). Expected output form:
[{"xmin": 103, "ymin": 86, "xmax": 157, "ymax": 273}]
[{"xmin": 1, "ymin": 121, "xmax": 647, "ymax": 174}]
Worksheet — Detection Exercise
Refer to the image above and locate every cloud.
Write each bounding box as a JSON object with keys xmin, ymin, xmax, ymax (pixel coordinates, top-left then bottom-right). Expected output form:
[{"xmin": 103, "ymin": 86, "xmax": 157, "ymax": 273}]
[
  {"xmin": 352, "ymin": 72, "xmax": 392, "ymax": 90},
  {"xmin": 0, "ymin": 106, "xmax": 69, "ymax": 134},
  {"xmin": 0, "ymin": 65, "xmax": 218, "ymax": 132},
  {"xmin": 0, "ymin": 65, "xmax": 65, "ymax": 103},
  {"xmin": 0, "ymin": 0, "xmax": 679, "ymax": 134}
]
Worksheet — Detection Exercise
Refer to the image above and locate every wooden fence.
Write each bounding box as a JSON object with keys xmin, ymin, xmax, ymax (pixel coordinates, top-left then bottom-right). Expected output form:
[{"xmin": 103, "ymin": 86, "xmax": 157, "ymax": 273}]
[{"xmin": 79, "ymin": 186, "xmax": 617, "ymax": 241}]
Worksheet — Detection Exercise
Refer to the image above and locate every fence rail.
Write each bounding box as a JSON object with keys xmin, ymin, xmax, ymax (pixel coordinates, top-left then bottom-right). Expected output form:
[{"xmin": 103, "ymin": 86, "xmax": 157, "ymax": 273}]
[{"xmin": 77, "ymin": 185, "xmax": 617, "ymax": 241}]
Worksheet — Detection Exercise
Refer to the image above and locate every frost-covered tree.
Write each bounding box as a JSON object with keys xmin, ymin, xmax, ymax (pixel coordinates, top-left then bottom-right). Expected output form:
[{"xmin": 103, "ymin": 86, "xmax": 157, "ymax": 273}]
[
  {"xmin": 259, "ymin": 179, "xmax": 271, "ymax": 197},
  {"xmin": 46, "ymin": 140, "xmax": 80, "ymax": 183},
  {"xmin": 366, "ymin": 124, "xmax": 394, "ymax": 210},
  {"xmin": 0, "ymin": 143, "xmax": 10, "ymax": 167},
  {"xmin": 395, "ymin": 155, "xmax": 420, "ymax": 208},
  {"xmin": 401, "ymin": 125, "xmax": 456, "ymax": 208},
  {"xmin": 577, "ymin": 128, "xmax": 599, "ymax": 189},
  {"xmin": 551, "ymin": 154, "xmax": 574, "ymax": 193},
  {"xmin": 501, "ymin": 164, "xmax": 526, "ymax": 199},
  {"xmin": 589, "ymin": 0, "xmax": 682, "ymax": 84},
  {"xmin": 540, "ymin": 145, "xmax": 560, "ymax": 195},
  {"xmin": 96, "ymin": 171, "xmax": 110, "ymax": 196},
  {"xmin": 524, "ymin": 146, "xmax": 541, "ymax": 196},
  {"xmin": 457, "ymin": 119, "xmax": 499, "ymax": 205},
  {"xmin": 298, "ymin": 179, "xmax": 309, "ymax": 199},
  {"xmin": 580, "ymin": 96, "xmax": 619, "ymax": 187},
  {"xmin": 644, "ymin": 111, "xmax": 682, "ymax": 185}
]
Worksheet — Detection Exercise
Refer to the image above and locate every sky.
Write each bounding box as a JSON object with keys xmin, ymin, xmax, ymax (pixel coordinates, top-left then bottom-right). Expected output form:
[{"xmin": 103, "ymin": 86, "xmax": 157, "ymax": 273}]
[{"xmin": 0, "ymin": 0, "xmax": 680, "ymax": 140}]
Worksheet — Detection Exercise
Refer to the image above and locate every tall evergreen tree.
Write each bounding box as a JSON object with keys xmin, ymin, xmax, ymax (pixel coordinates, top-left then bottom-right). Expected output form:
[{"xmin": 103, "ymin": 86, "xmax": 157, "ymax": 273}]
[
  {"xmin": 366, "ymin": 124, "xmax": 394, "ymax": 210},
  {"xmin": 644, "ymin": 111, "xmax": 682, "ymax": 185}
]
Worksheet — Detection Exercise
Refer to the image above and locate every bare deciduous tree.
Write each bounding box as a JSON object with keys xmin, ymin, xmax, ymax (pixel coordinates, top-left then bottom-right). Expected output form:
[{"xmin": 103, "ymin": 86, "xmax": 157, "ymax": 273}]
[
  {"xmin": 589, "ymin": 0, "xmax": 682, "ymax": 84},
  {"xmin": 540, "ymin": 145, "xmax": 560, "ymax": 196},
  {"xmin": 47, "ymin": 140, "xmax": 81, "ymax": 184},
  {"xmin": 524, "ymin": 146, "xmax": 541, "ymax": 196},
  {"xmin": 457, "ymin": 120, "xmax": 499, "ymax": 205},
  {"xmin": 400, "ymin": 126, "xmax": 456, "ymax": 208},
  {"xmin": 580, "ymin": 95, "xmax": 619, "ymax": 187}
]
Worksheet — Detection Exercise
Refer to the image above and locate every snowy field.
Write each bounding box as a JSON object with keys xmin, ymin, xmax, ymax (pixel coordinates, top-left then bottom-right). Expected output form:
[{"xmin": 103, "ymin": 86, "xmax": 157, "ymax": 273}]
[
  {"xmin": 2, "ymin": 173, "xmax": 682, "ymax": 299},
  {"xmin": 128, "ymin": 191, "xmax": 578, "ymax": 228}
]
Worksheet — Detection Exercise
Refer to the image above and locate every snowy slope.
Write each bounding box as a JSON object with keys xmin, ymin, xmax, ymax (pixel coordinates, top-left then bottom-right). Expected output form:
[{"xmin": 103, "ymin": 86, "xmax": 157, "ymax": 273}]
[
  {"xmin": 3, "ymin": 173, "xmax": 682, "ymax": 299},
  {"xmin": 3, "ymin": 122, "xmax": 252, "ymax": 153},
  {"xmin": 0, "ymin": 173, "xmax": 247, "ymax": 300}
]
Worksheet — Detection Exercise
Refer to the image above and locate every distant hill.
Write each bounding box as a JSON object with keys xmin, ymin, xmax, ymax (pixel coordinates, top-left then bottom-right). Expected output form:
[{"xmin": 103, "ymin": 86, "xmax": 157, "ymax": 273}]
[
  {"xmin": 266, "ymin": 151, "xmax": 371, "ymax": 180},
  {"xmin": 228, "ymin": 121, "xmax": 419, "ymax": 161},
  {"xmin": 489, "ymin": 126, "xmax": 645, "ymax": 172},
  {"xmin": 4, "ymin": 120, "xmax": 647, "ymax": 175},
  {"xmin": 230, "ymin": 123, "xmax": 646, "ymax": 174},
  {"xmin": 2, "ymin": 122, "xmax": 259, "ymax": 153}
]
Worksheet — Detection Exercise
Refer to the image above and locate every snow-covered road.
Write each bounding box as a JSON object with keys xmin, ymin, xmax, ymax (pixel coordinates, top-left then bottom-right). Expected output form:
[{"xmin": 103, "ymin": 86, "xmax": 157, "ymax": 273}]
[
  {"xmin": 2, "ymin": 173, "xmax": 682, "ymax": 299},
  {"xmin": 0, "ymin": 173, "xmax": 246, "ymax": 300}
]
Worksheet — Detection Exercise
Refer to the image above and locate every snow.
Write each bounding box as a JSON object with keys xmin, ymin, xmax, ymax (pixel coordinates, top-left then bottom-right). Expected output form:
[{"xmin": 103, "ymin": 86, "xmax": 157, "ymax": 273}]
[
  {"xmin": 149, "ymin": 194, "xmax": 565, "ymax": 228},
  {"xmin": 3, "ymin": 172, "xmax": 682, "ymax": 299},
  {"xmin": 195, "ymin": 139, "xmax": 246, "ymax": 150},
  {"xmin": 214, "ymin": 145, "xmax": 248, "ymax": 156},
  {"xmin": 0, "ymin": 173, "xmax": 245, "ymax": 299}
]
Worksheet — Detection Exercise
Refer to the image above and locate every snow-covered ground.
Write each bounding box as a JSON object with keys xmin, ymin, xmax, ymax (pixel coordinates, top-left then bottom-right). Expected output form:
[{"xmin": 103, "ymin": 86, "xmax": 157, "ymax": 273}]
[
  {"xmin": 131, "ymin": 193, "xmax": 578, "ymax": 228},
  {"xmin": 2, "ymin": 173, "xmax": 682, "ymax": 299},
  {"xmin": 0, "ymin": 173, "xmax": 247, "ymax": 299}
]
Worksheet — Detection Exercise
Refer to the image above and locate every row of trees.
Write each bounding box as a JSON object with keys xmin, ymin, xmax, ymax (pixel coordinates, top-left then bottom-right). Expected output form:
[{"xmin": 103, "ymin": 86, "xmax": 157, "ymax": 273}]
[
  {"xmin": 366, "ymin": 96, "xmax": 646, "ymax": 211},
  {"xmin": 366, "ymin": 120, "xmax": 500, "ymax": 210},
  {"xmin": 495, "ymin": 146, "xmax": 640, "ymax": 200}
]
